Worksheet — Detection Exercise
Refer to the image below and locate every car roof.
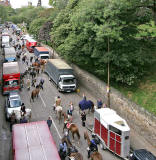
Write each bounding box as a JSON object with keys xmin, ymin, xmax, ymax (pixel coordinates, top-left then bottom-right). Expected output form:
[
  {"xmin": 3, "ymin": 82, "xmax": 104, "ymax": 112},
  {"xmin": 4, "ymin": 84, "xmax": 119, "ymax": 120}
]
[
  {"xmin": 9, "ymin": 92, "xmax": 20, "ymax": 97},
  {"xmin": 133, "ymin": 149, "xmax": 156, "ymax": 160}
]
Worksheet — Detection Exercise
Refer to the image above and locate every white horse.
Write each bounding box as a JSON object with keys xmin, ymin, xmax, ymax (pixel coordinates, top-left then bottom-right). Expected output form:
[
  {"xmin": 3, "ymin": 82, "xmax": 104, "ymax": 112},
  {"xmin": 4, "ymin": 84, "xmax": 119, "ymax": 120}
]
[
  {"xmin": 14, "ymin": 108, "xmax": 32, "ymax": 123},
  {"xmin": 55, "ymin": 106, "xmax": 63, "ymax": 124}
]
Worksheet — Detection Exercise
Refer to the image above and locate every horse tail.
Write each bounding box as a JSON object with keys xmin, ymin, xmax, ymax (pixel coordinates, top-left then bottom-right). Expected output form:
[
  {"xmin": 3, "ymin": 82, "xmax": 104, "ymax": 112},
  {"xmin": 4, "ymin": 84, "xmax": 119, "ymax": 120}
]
[
  {"xmin": 76, "ymin": 130, "xmax": 80, "ymax": 139},
  {"xmin": 30, "ymin": 92, "xmax": 34, "ymax": 102}
]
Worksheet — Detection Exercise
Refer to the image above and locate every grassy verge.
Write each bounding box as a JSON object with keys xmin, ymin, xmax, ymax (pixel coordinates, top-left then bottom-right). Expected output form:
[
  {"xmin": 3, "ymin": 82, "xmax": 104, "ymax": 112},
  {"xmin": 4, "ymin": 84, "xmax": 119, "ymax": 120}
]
[{"xmin": 116, "ymin": 67, "xmax": 156, "ymax": 116}]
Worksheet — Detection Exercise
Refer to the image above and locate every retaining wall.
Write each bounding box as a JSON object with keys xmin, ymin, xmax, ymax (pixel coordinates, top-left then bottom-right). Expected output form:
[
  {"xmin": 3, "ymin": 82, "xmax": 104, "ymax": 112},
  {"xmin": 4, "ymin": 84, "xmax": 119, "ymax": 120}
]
[{"xmin": 42, "ymin": 43, "xmax": 156, "ymax": 149}]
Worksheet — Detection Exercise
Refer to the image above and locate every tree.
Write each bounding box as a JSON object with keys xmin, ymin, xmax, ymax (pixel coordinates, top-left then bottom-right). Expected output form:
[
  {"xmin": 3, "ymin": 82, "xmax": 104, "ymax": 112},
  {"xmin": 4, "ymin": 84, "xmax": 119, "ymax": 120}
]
[
  {"xmin": 29, "ymin": 18, "xmax": 46, "ymax": 39},
  {"xmin": 51, "ymin": 0, "xmax": 155, "ymax": 85}
]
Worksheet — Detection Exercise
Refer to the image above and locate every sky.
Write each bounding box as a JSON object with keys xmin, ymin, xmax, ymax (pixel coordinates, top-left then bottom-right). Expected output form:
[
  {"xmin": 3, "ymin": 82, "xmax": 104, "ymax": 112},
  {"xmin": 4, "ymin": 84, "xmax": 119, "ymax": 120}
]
[{"xmin": 10, "ymin": 0, "xmax": 51, "ymax": 9}]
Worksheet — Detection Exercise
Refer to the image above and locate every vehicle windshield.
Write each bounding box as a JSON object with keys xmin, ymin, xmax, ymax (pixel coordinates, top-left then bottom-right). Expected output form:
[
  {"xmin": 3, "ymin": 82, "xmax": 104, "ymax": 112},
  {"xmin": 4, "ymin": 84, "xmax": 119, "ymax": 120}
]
[
  {"xmin": 41, "ymin": 56, "xmax": 49, "ymax": 59},
  {"xmin": 10, "ymin": 99, "xmax": 21, "ymax": 108},
  {"xmin": 63, "ymin": 78, "xmax": 75, "ymax": 85},
  {"xmin": 4, "ymin": 80, "xmax": 19, "ymax": 86}
]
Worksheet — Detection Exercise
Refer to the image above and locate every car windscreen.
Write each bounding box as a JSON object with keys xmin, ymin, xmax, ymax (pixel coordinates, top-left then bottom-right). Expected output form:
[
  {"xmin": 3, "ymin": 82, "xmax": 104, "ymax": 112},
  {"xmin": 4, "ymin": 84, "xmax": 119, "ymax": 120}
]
[
  {"xmin": 40, "ymin": 56, "xmax": 49, "ymax": 59},
  {"xmin": 10, "ymin": 99, "xmax": 21, "ymax": 108},
  {"xmin": 63, "ymin": 78, "xmax": 75, "ymax": 84}
]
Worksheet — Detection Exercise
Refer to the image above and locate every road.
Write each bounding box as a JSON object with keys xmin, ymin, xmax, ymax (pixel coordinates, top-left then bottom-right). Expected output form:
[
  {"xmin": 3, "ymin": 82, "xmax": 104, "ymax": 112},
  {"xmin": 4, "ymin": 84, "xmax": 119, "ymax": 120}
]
[{"xmin": 0, "ymin": 29, "xmax": 121, "ymax": 160}]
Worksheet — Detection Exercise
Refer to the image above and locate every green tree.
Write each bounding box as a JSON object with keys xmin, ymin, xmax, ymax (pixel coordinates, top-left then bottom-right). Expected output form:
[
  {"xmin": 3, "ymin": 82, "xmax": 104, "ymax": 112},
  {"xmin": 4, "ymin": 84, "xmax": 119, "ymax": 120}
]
[
  {"xmin": 51, "ymin": 0, "xmax": 155, "ymax": 85},
  {"xmin": 29, "ymin": 18, "xmax": 46, "ymax": 39}
]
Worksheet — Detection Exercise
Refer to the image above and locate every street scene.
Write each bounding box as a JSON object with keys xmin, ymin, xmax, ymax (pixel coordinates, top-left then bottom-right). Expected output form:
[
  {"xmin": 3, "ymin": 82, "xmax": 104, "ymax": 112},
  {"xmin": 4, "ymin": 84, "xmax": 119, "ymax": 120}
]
[{"xmin": 0, "ymin": 0, "xmax": 156, "ymax": 160}]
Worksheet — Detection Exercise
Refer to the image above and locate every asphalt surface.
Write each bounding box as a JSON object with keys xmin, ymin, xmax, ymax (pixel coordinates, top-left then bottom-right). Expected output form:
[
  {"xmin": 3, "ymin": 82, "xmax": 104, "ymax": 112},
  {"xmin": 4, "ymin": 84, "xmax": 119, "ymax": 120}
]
[{"xmin": 0, "ymin": 28, "xmax": 121, "ymax": 160}]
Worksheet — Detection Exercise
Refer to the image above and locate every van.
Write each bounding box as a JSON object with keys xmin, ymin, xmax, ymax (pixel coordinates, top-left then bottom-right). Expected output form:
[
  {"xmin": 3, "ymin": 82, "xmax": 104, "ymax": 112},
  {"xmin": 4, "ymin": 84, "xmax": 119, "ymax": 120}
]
[{"xmin": 130, "ymin": 149, "xmax": 156, "ymax": 160}]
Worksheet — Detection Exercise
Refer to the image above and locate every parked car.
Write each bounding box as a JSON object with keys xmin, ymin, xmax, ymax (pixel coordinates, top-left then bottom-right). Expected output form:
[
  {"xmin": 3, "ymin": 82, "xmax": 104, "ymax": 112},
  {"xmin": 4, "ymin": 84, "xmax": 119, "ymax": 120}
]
[
  {"xmin": 5, "ymin": 92, "xmax": 22, "ymax": 121},
  {"xmin": 130, "ymin": 149, "xmax": 156, "ymax": 160}
]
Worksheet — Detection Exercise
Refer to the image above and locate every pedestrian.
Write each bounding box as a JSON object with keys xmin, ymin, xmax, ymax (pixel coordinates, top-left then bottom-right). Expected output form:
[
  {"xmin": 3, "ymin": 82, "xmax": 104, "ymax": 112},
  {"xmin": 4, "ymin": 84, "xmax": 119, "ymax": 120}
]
[
  {"xmin": 69, "ymin": 101, "xmax": 74, "ymax": 113},
  {"xmin": 47, "ymin": 117, "xmax": 52, "ymax": 129},
  {"xmin": 10, "ymin": 111, "xmax": 16, "ymax": 132},
  {"xmin": 31, "ymin": 78, "xmax": 36, "ymax": 87},
  {"xmin": 97, "ymin": 99, "xmax": 103, "ymax": 109},
  {"xmin": 26, "ymin": 79, "xmax": 31, "ymax": 90},
  {"xmin": 81, "ymin": 111, "xmax": 86, "ymax": 127},
  {"xmin": 30, "ymin": 56, "xmax": 33, "ymax": 63},
  {"xmin": 39, "ymin": 78, "xmax": 44, "ymax": 90}
]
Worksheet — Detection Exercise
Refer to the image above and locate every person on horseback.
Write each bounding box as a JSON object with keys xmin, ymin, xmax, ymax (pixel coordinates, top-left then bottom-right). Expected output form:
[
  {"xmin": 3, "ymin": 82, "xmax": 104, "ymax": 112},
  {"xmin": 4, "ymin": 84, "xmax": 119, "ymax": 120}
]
[
  {"xmin": 59, "ymin": 140, "xmax": 68, "ymax": 160},
  {"xmin": 88, "ymin": 139, "xmax": 98, "ymax": 158}
]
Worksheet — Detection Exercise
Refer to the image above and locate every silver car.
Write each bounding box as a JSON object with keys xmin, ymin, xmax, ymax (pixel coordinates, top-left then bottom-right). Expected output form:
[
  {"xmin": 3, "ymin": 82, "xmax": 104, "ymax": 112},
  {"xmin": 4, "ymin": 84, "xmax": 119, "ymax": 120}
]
[{"xmin": 5, "ymin": 92, "xmax": 22, "ymax": 121}]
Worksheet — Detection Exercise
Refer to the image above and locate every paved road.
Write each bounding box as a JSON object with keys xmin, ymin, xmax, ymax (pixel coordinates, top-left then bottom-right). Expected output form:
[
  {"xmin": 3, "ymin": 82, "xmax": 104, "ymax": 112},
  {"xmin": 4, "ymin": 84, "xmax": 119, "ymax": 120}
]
[{"xmin": 0, "ymin": 29, "xmax": 121, "ymax": 160}]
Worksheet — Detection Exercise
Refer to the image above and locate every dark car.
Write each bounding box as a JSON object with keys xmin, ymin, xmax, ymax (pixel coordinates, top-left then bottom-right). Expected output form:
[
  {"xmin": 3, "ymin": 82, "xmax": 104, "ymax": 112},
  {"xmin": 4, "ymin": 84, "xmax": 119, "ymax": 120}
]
[
  {"xmin": 5, "ymin": 92, "xmax": 22, "ymax": 121},
  {"xmin": 130, "ymin": 149, "xmax": 156, "ymax": 160}
]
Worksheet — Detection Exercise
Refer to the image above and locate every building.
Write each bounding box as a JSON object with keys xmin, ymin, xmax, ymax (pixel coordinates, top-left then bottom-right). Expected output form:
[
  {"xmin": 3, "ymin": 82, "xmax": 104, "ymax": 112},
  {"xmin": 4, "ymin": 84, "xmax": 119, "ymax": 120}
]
[
  {"xmin": 0, "ymin": 0, "xmax": 11, "ymax": 6},
  {"xmin": 28, "ymin": 1, "xmax": 32, "ymax": 6}
]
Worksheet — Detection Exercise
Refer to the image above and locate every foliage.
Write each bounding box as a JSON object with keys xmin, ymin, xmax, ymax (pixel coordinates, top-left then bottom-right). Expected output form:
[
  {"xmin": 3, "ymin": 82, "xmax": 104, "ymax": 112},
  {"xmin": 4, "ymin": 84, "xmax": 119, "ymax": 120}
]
[
  {"xmin": 29, "ymin": 18, "xmax": 46, "ymax": 39},
  {"xmin": 51, "ymin": 0, "xmax": 156, "ymax": 85}
]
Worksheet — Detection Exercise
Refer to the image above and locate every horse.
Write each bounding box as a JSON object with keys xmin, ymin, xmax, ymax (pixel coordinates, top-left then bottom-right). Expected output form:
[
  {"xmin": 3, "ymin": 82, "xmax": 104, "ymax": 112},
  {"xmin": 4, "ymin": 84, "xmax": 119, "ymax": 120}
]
[
  {"xmin": 55, "ymin": 106, "xmax": 63, "ymax": 124},
  {"xmin": 62, "ymin": 112, "xmax": 80, "ymax": 143},
  {"xmin": 84, "ymin": 131, "xmax": 102, "ymax": 160},
  {"xmin": 61, "ymin": 136, "xmax": 83, "ymax": 160},
  {"xmin": 40, "ymin": 59, "xmax": 46, "ymax": 65},
  {"xmin": 32, "ymin": 62, "xmax": 40, "ymax": 68},
  {"xmin": 30, "ymin": 85, "xmax": 40, "ymax": 102}
]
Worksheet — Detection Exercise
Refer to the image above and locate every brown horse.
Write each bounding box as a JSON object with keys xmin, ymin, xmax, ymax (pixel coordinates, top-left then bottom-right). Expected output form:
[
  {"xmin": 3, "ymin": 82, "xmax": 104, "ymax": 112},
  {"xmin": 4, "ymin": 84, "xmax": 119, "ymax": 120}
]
[
  {"xmin": 62, "ymin": 112, "xmax": 80, "ymax": 143},
  {"xmin": 32, "ymin": 62, "xmax": 40, "ymax": 68},
  {"xmin": 62, "ymin": 137, "xmax": 83, "ymax": 160},
  {"xmin": 30, "ymin": 86, "xmax": 40, "ymax": 102},
  {"xmin": 84, "ymin": 131, "xmax": 102, "ymax": 160}
]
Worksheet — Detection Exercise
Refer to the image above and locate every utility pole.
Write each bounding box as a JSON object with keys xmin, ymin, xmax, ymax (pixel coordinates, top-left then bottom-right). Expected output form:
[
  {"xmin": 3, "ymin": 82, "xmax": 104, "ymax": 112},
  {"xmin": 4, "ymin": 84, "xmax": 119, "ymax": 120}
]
[{"xmin": 107, "ymin": 37, "xmax": 110, "ymax": 108}]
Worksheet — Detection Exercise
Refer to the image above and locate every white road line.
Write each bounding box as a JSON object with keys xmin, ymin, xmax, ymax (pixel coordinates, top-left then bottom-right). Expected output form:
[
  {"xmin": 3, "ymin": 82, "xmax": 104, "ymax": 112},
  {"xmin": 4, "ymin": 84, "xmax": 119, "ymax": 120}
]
[
  {"xmin": 50, "ymin": 116, "xmax": 62, "ymax": 139},
  {"xmin": 39, "ymin": 92, "xmax": 62, "ymax": 139},
  {"xmin": 39, "ymin": 92, "xmax": 46, "ymax": 108}
]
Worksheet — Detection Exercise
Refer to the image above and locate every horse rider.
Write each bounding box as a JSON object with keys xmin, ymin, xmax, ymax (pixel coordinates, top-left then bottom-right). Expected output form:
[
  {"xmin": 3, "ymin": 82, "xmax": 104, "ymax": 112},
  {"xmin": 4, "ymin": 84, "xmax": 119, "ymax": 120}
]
[
  {"xmin": 20, "ymin": 103, "xmax": 26, "ymax": 116},
  {"xmin": 67, "ymin": 109, "xmax": 73, "ymax": 122},
  {"xmin": 88, "ymin": 138, "xmax": 98, "ymax": 158},
  {"xmin": 59, "ymin": 140, "xmax": 68, "ymax": 160}
]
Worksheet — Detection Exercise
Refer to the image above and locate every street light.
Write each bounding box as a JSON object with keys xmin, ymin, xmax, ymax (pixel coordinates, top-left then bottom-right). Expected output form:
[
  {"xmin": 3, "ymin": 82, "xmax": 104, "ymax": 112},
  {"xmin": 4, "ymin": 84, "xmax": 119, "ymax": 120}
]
[{"xmin": 107, "ymin": 37, "xmax": 110, "ymax": 108}]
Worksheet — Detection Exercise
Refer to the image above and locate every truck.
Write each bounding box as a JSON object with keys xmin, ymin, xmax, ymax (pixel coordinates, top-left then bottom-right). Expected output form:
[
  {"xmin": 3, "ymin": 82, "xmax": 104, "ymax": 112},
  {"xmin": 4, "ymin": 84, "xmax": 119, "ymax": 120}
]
[
  {"xmin": 34, "ymin": 47, "xmax": 50, "ymax": 60},
  {"xmin": 2, "ymin": 62, "xmax": 20, "ymax": 95},
  {"xmin": 4, "ymin": 47, "xmax": 16, "ymax": 62},
  {"xmin": 93, "ymin": 108, "xmax": 130, "ymax": 159},
  {"xmin": 1, "ymin": 32, "xmax": 10, "ymax": 48},
  {"xmin": 12, "ymin": 121, "xmax": 61, "ymax": 160},
  {"xmin": 26, "ymin": 38, "xmax": 37, "ymax": 52},
  {"xmin": 45, "ymin": 59, "xmax": 77, "ymax": 92}
]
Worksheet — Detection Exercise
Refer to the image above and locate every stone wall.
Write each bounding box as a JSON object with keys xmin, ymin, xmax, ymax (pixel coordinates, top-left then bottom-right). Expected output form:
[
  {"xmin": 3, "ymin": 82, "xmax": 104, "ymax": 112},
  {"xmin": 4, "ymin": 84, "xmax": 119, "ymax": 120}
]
[{"xmin": 42, "ymin": 43, "xmax": 156, "ymax": 148}]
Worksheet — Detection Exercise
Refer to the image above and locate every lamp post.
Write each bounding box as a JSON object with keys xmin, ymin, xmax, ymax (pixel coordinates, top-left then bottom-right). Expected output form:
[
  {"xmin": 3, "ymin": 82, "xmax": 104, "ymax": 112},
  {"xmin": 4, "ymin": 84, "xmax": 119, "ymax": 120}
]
[{"xmin": 107, "ymin": 37, "xmax": 110, "ymax": 108}]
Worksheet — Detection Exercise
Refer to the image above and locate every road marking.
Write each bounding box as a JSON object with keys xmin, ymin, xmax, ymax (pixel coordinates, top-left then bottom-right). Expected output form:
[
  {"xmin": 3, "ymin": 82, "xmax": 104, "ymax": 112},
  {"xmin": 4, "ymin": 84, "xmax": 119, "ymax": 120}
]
[
  {"xmin": 39, "ymin": 92, "xmax": 46, "ymax": 108},
  {"xmin": 50, "ymin": 116, "xmax": 62, "ymax": 139},
  {"xmin": 38, "ymin": 92, "xmax": 62, "ymax": 139}
]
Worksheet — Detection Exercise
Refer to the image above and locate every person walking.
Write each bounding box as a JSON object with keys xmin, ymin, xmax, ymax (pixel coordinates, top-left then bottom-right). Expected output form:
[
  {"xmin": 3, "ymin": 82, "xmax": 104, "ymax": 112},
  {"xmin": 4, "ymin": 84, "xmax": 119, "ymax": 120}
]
[
  {"xmin": 26, "ymin": 79, "xmax": 31, "ymax": 90},
  {"xmin": 47, "ymin": 117, "xmax": 52, "ymax": 129},
  {"xmin": 97, "ymin": 99, "xmax": 103, "ymax": 109},
  {"xmin": 39, "ymin": 78, "xmax": 45, "ymax": 90},
  {"xmin": 81, "ymin": 111, "xmax": 86, "ymax": 127},
  {"xmin": 30, "ymin": 56, "xmax": 33, "ymax": 63}
]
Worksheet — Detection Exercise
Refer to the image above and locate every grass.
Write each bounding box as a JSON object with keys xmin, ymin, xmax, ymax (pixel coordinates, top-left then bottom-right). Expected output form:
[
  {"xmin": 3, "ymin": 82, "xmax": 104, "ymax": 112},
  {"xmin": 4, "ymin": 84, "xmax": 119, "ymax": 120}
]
[{"xmin": 116, "ymin": 67, "xmax": 156, "ymax": 116}]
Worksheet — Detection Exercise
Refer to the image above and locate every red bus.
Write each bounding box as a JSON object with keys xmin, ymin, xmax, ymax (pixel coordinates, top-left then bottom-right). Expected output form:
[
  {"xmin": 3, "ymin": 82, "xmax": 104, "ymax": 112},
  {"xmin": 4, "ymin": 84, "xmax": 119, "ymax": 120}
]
[
  {"xmin": 12, "ymin": 121, "xmax": 60, "ymax": 160},
  {"xmin": 26, "ymin": 38, "xmax": 37, "ymax": 52},
  {"xmin": 2, "ymin": 62, "xmax": 20, "ymax": 95}
]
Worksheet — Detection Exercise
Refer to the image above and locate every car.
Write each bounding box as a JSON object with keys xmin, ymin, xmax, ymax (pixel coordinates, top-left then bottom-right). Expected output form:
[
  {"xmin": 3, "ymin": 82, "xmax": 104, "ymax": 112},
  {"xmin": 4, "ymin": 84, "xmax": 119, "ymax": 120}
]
[
  {"xmin": 5, "ymin": 92, "xmax": 22, "ymax": 121},
  {"xmin": 130, "ymin": 149, "xmax": 156, "ymax": 160}
]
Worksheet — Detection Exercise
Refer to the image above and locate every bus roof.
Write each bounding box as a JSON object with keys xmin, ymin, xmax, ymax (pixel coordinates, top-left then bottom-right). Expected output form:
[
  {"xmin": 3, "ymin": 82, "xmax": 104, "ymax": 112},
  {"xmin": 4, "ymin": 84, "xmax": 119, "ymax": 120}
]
[
  {"xmin": 13, "ymin": 121, "xmax": 60, "ymax": 160},
  {"xmin": 35, "ymin": 47, "xmax": 49, "ymax": 52},
  {"xmin": 3, "ymin": 62, "xmax": 19, "ymax": 75}
]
